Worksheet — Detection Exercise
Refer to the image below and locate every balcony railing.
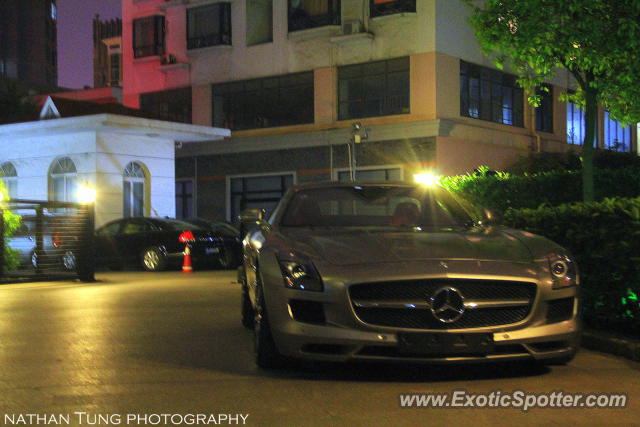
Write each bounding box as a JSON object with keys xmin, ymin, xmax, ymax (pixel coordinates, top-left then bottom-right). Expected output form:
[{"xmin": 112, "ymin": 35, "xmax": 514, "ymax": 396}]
[
  {"xmin": 134, "ymin": 44, "xmax": 164, "ymax": 59},
  {"xmin": 288, "ymin": 0, "xmax": 341, "ymax": 32},
  {"xmin": 187, "ymin": 33, "xmax": 231, "ymax": 50},
  {"xmin": 370, "ymin": 0, "xmax": 416, "ymax": 17}
]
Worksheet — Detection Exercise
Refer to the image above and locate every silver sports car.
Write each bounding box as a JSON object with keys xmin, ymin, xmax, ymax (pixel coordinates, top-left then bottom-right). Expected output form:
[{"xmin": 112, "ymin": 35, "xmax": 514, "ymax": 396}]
[{"xmin": 238, "ymin": 182, "xmax": 581, "ymax": 369}]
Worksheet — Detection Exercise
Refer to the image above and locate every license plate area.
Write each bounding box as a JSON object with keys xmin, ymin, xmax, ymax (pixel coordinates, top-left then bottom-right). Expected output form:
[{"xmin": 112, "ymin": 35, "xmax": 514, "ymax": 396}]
[
  {"xmin": 397, "ymin": 332, "xmax": 494, "ymax": 355},
  {"xmin": 205, "ymin": 247, "xmax": 220, "ymax": 255}
]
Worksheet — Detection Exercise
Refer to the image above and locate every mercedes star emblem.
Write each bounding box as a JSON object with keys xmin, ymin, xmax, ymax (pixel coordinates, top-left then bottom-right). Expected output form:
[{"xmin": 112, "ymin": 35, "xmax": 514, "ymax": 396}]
[{"xmin": 429, "ymin": 286, "xmax": 465, "ymax": 323}]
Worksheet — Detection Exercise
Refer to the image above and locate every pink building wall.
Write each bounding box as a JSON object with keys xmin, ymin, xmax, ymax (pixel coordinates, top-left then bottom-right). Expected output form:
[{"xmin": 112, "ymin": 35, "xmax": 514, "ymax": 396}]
[{"xmin": 122, "ymin": 0, "xmax": 190, "ymax": 108}]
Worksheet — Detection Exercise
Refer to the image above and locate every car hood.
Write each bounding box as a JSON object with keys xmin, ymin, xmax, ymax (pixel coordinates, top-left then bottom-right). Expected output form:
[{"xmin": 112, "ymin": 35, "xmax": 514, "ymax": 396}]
[{"xmin": 278, "ymin": 227, "xmax": 536, "ymax": 266}]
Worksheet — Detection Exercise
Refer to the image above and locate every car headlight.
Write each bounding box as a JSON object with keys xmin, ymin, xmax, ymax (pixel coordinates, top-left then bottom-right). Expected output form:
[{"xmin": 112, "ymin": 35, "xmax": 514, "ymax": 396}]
[
  {"xmin": 548, "ymin": 253, "xmax": 578, "ymax": 289},
  {"xmin": 278, "ymin": 255, "xmax": 323, "ymax": 292}
]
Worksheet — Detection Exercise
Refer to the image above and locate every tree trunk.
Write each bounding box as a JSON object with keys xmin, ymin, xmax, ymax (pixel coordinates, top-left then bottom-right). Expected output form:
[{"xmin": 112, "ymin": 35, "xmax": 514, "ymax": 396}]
[{"xmin": 582, "ymin": 86, "xmax": 598, "ymax": 202}]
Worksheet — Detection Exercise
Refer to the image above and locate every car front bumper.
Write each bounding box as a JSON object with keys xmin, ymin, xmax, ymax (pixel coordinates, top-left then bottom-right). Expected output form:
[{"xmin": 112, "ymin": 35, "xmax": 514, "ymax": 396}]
[{"xmin": 260, "ymin": 259, "xmax": 581, "ymax": 364}]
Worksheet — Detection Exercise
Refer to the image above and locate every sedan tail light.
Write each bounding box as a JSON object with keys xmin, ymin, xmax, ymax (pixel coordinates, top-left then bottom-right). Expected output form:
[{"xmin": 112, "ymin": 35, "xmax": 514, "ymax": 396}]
[
  {"xmin": 53, "ymin": 232, "xmax": 61, "ymax": 248},
  {"xmin": 179, "ymin": 230, "xmax": 196, "ymax": 243}
]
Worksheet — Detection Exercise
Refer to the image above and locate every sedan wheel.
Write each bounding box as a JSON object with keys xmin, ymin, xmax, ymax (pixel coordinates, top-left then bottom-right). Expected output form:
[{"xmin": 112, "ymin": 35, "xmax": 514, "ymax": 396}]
[
  {"xmin": 141, "ymin": 247, "xmax": 167, "ymax": 272},
  {"xmin": 218, "ymin": 248, "xmax": 239, "ymax": 270},
  {"xmin": 62, "ymin": 251, "xmax": 76, "ymax": 271}
]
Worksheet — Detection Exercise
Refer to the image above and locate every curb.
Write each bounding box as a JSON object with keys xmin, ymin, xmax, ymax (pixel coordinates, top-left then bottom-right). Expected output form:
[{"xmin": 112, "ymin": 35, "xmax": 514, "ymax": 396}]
[{"xmin": 581, "ymin": 329, "xmax": 640, "ymax": 362}]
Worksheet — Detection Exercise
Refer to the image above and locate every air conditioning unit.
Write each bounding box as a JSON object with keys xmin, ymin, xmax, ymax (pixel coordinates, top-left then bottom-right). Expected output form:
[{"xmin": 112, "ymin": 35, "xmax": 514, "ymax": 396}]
[{"xmin": 342, "ymin": 20, "xmax": 363, "ymax": 35}]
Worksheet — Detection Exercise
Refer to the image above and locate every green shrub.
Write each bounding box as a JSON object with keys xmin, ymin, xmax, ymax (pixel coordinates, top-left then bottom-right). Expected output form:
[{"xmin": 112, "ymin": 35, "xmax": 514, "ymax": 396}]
[
  {"xmin": 3, "ymin": 209, "xmax": 21, "ymax": 272},
  {"xmin": 504, "ymin": 198, "xmax": 640, "ymax": 335},
  {"xmin": 441, "ymin": 166, "xmax": 640, "ymax": 214},
  {"xmin": 508, "ymin": 150, "xmax": 640, "ymax": 175}
]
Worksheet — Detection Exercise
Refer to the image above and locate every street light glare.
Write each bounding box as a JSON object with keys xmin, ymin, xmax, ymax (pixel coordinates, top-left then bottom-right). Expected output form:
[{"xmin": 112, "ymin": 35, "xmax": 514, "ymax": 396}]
[
  {"xmin": 413, "ymin": 172, "xmax": 440, "ymax": 187},
  {"xmin": 78, "ymin": 185, "xmax": 96, "ymax": 204}
]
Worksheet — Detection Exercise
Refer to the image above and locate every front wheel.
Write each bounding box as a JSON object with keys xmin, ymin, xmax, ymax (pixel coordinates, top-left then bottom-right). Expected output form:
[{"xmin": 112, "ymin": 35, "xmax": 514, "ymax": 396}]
[
  {"xmin": 141, "ymin": 246, "xmax": 167, "ymax": 271},
  {"xmin": 30, "ymin": 251, "xmax": 38, "ymax": 269},
  {"xmin": 254, "ymin": 279, "xmax": 287, "ymax": 369},
  {"xmin": 241, "ymin": 285, "xmax": 254, "ymax": 329},
  {"xmin": 62, "ymin": 251, "xmax": 76, "ymax": 271}
]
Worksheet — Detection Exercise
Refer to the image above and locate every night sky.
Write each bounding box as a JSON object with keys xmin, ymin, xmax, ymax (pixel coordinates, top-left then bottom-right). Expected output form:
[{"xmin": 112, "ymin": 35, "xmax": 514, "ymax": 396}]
[{"xmin": 58, "ymin": 0, "xmax": 121, "ymax": 89}]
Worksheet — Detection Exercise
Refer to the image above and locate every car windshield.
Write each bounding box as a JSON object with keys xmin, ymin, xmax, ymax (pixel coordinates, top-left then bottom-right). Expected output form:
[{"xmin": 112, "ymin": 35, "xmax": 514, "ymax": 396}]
[{"xmin": 280, "ymin": 186, "xmax": 474, "ymax": 228}]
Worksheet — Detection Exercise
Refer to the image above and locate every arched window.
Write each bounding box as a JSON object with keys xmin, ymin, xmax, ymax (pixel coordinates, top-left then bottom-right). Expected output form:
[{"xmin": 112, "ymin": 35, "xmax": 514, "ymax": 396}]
[
  {"xmin": 123, "ymin": 162, "xmax": 146, "ymax": 217},
  {"xmin": 49, "ymin": 157, "xmax": 77, "ymax": 202},
  {"xmin": 0, "ymin": 162, "xmax": 17, "ymax": 199}
]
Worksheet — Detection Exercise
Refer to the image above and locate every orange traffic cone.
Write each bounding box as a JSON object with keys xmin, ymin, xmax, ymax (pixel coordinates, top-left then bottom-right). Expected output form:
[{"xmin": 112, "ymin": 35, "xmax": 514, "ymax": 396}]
[{"xmin": 182, "ymin": 244, "xmax": 193, "ymax": 273}]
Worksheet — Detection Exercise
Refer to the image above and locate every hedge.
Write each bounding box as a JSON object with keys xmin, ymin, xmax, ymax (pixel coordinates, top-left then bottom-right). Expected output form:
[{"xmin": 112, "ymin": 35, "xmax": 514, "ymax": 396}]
[
  {"xmin": 504, "ymin": 197, "xmax": 640, "ymax": 335},
  {"xmin": 441, "ymin": 166, "xmax": 640, "ymax": 214}
]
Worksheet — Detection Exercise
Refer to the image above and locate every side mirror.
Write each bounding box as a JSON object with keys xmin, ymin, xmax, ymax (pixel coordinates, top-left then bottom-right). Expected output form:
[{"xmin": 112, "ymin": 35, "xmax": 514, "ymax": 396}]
[
  {"xmin": 238, "ymin": 208, "xmax": 267, "ymax": 237},
  {"xmin": 481, "ymin": 208, "xmax": 501, "ymax": 226},
  {"xmin": 238, "ymin": 208, "xmax": 265, "ymax": 223}
]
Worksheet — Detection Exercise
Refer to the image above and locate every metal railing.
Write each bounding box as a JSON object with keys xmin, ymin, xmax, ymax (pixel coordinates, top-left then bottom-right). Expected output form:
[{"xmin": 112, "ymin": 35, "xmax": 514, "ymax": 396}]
[{"xmin": 0, "ymin": 199, "xmax": 95, "ymax": 283}]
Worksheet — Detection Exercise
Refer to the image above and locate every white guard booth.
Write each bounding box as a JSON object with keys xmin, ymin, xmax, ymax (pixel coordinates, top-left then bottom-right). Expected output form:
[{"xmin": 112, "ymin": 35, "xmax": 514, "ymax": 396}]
[{"xmin": 0, "ymin": 107, "xmax": 229, "ymax": 227}]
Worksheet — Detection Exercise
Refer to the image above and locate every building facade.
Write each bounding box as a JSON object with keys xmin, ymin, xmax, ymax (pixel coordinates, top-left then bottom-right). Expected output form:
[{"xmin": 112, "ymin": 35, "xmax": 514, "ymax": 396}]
[
  {"xmin": 93, "ymin": 16, "xmax": 123, "ymax": 88},
  {"xmin": 0, "ymin": 0, "xmax": 58, "ymax": 87},
  {"xmin": 121, "ymin": 0, "xmax": 638, "ymax": 222}
]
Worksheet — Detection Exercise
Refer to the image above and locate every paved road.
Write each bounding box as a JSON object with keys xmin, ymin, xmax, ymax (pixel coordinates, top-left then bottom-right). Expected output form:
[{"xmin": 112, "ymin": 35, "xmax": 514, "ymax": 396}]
[{"xmin": 0, "ymin": 272, "xmax": 638, "ymax": 426}]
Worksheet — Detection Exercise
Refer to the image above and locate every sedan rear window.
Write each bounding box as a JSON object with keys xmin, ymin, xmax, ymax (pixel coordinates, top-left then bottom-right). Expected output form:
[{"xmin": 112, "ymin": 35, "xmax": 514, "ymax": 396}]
[{"xmin": 280, "ymin": 186, "xmax": 473, "ymax": 228}]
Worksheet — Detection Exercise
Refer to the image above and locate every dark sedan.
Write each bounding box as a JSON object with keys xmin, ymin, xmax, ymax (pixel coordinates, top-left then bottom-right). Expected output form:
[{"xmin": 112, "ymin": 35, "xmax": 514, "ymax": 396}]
[
  {"xmin": 184, "ymin": 218, "xmax": 242, "ymax": 269},
  {"xmin": 95, "ymin": 217, "xmax": 222, "ymax": 271}
]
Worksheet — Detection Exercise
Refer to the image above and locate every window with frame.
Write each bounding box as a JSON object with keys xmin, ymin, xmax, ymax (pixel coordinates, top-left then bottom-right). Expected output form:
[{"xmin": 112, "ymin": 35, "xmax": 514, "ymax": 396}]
[
  {"xmin": 338, "ymin": 57, "xmax": 410, "ymax": 120},
  {"xmin": 604, "ymin": 111, "xmax": 632, "ymax": 152},
  {"xmin": 187, "ymin": 3, "xmax": 231, "ymax": 49},
  {"xmin": 288, "ymin": 0, "xmax": 340, "ymax": 32},
  {"xmin": 133, "ymin": 15, "xmax": 165, "ymax": 58},
  {"xmin": 123, "ymin": 162, "xmax": 146, "ymax": 218},
  {"xmin": 212, "ymin": 72, "xmax": 314, "ymax": 130},
  {"xmin": 140, "ymin": 87, "xmax": 192, "ymax": 124},
  {"xmin": 50, "ymin": 157, "xmax": 77, "ymax": 203},
  {"xmin": 246, "ymin": 0, "xmax": 273, "ymax": 45},
  {"xmin": 567, "ymin": 99, "xmax": 585, "ymax": 144},
  {"xmin": 176, "ymin": 180, "xmax": 194, "ymax": 219},
  {"xmin": 460, "ymin": 61, "xmax": 524, "ymax": 127},
  {"xmin": 370, "ymin": 0, "xmax": 415, "ymax": 18},
  {"xmin": 1, "ymin": 162, "xmax": 17, "ymax": 199},
  {"xmin": 229, "ymin": 174, "xmax": 294, "ymax": 222},
  {"xmin": 535, "ymin": 85, "xmax": 553, "ymax": 133},
  {"xmin": 110, "ymin": 53, "xmax": 121, "ymax": 86}
]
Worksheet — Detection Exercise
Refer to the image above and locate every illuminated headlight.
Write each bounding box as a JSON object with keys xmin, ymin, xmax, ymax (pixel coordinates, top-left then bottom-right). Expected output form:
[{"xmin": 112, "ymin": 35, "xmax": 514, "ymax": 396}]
[
  {"xmin": 548, "ymin": 253, "xmax": 578, "ymax": 289},
  {"xmin": 278, "ymin": 256, "xmax": 323, "ymax": 292}
]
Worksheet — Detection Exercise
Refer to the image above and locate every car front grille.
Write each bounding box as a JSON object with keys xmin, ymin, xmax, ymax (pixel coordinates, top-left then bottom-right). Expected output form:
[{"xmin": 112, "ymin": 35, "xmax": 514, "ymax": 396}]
[{"xmin": 349, "ymin": 279, "xmax": 536, "ymax": 330}]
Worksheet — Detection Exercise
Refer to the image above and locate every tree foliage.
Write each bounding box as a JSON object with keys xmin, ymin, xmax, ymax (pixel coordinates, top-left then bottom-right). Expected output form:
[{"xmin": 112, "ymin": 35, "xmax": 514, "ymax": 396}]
[
  {"xmin": 0, "ymin": 181, "xmax": 21, "ymax": 272},
  {"xmin": 462, "ymin": 0, "xmax": 640, "ymax": 201},
  {"xmin": 0, "ymin": 78, "xmax": 39, "ymax": 125}
]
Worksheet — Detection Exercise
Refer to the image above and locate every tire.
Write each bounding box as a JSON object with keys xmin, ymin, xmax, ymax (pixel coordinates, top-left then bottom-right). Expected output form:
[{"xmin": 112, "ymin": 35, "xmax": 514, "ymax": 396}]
[
  {"xmin": 30, "ymin": 251, "xmax": 38, "ymax": 269},
  {"xmin": 141, "ymin": 246, "xmax": 167, "ymax": 272},
  {"xmin": 62, "ymin": 251, "xmax": 76, "ymax": 271},
  {"xmin": 241, "ymin": 285, "xmax": 254, "ymax": 329},
  {"xmin": 254, "ymin": 277, "xmax": 287, "ymax": 369}
]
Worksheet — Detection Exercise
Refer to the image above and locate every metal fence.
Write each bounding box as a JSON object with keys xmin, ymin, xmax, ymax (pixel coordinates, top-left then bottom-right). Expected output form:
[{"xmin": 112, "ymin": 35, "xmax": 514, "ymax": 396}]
[{"xmin": 0, "ymin": 199, "xmax": 95, "ymax": 283}]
